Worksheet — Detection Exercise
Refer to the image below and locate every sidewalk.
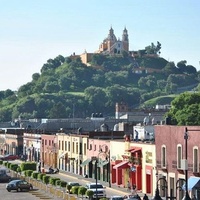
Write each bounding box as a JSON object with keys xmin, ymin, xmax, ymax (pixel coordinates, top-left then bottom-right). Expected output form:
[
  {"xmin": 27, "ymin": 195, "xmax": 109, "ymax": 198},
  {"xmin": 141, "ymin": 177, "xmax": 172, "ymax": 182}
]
[{"xmin": 57, "ymin": 169, "xmax": 147, "ymax": 198}]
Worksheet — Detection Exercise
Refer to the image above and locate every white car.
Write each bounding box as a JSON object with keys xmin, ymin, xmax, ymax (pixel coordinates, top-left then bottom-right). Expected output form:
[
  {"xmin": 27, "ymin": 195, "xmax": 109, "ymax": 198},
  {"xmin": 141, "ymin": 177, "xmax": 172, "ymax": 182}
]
[
  {"xmin": 110, "ymin": 196, "xmax": 124, "ymax": 200},
  {"xmin": 86, "ymin": 182, "xmax": 106, "ymax": 199}
]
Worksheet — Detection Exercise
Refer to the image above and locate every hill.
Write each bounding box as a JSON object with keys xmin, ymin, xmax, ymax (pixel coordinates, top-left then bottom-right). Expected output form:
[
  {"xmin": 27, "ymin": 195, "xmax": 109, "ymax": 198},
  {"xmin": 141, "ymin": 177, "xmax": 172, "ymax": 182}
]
[{"xmin": 0, "ymin": 53, "xmax": 199, "ymax": 122}]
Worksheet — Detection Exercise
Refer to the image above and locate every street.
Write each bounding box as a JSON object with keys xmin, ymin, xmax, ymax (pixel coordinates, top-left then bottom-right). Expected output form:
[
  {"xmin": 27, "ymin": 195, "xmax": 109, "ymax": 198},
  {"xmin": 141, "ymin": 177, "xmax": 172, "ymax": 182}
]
[
  {"xmin": 0, "ymin": 183, "xmax": 42, "ymax": 200},
  {"xmin": 4, "ymin": 160, "xmax": 146, "ymax": 199}
]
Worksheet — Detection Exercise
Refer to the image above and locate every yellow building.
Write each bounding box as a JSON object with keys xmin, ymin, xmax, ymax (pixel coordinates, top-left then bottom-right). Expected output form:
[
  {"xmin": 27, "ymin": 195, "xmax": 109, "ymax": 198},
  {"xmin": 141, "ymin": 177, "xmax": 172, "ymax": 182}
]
[{"xmin": 57, "ymin": 133, "xmax": 88, "ymax": 175}]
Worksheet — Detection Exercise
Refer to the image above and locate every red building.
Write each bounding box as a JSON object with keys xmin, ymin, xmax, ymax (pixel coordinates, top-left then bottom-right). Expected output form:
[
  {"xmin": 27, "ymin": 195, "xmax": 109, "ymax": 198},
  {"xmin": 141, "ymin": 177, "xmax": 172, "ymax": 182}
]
[{"xmin": 155, "ymin": 125, "xmax": 200, "ymax": 199}]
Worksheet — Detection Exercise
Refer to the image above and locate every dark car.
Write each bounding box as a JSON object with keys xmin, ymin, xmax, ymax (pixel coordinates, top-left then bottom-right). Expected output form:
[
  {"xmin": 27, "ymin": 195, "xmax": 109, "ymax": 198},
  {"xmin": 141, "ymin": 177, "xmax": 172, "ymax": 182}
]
[
  {"xmin": 6, "ymin": 180, "xmax": 33, "ymax": 192},
  {"xmin": 0, "ymin": 168, "xmax": 11, "ymax": 183},
  {"xmin": 1, "ymin": 154, "xmax": 19, "ymax": 161},
  {"xmin": 0, "ymin": 173, "xmax": 11, "ymax": 183},
  {"xmin": 68, "ymin": 182, "xmax": 81, "ymax": 187}
]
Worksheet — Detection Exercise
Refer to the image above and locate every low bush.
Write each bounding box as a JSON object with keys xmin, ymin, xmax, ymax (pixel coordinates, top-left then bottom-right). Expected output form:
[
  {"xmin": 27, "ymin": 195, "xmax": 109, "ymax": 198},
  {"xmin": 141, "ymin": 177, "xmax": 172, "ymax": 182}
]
[
  {"xmin": 49, "ymin": 177, "xmax": 60, "ymax": 186},
  {"xmin": 43, "ymin": 175, "xmax": 50, "ymax": 185},
  {"xmin": 32, "ymin": 172, "xmax": 39, "ymax": 179},
  {"xmin": 24, "ymin": 170, "xmax": 33, "ymax": 177},
  {"xmin": 37, "ymin": 173, "xmax": 46, "ymax": 181},
  {"xmin": 56, "ymin": 179, "xmax": 61, "ymax": 187}
]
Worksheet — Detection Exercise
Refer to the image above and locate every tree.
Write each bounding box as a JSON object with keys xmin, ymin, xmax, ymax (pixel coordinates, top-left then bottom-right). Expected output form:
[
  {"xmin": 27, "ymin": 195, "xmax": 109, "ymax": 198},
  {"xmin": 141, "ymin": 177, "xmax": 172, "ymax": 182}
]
[
  {"xmin": 48, "ymin": 102, "xmax": 67, "ymax": 118},
  {"xmin": 71, "ymin": 186, "xmax": 79, "ymax": 197},
  {"xmin": 32, "ymin": 73, "xmax": 40, "ymax": 81},
  {"xmin": 84, "ymin": 86, "xmax": 107, "ymax": 112},
  {"xmin": 78, "ymin": 186, "xmax": 87, "ymax": 199},
  {"xmin": 66, "ymin": 184, "xmax": 72, "ymax": 193},
  {"xmin": 162, "ymin": 62, "xmax": 179, "ymax": 75},
  {"xmin": 86, "ymin": 190, "xmax": 94, "ymax": 200},
  {"xmin": 166, "ymin": 92, "xmax": 200, "ymax": 125}
]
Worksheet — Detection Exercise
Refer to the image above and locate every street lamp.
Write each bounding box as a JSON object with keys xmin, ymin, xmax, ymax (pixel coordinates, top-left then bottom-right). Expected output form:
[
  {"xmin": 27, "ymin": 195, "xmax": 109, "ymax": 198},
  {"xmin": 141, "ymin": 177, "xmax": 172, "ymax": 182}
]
[
  {"xmin": 153, "ymin": 177, "xmax": 168, "ymax": 200},
  {"xmin": 99, "ymin": 144, "xmax": 111, "ymax": 188},
  {"xmin": 182, "ymin": 127, "xmax": 191, "ymax": 200},
  {"xmin": 91, "ymin": 156, "xmax": 98, "ymax": 200},
  {"xmin": 176, "ymin": 179, "xmax": 186, "ymax": 200}
]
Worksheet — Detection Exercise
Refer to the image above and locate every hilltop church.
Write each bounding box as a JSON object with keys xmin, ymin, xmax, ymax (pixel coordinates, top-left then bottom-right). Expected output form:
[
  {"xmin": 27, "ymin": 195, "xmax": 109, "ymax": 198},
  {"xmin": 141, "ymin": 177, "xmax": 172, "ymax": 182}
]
[
  {"xmin": 96, "ymin": 27, "xmax": 129, "ymax": 54},
  {"xmin": 71, "ymin": 27, "xmax": 130, "ymax": 65}
]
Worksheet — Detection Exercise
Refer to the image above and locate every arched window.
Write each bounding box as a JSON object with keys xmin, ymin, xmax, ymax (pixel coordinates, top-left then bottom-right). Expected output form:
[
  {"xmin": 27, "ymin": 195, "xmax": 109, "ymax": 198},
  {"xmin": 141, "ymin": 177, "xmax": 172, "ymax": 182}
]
[
  {"xmin": 161, "ymin": 145, "xmax": 166, "ymax": 168},
  {"xmin": 177, "ymin": 144, "xmax": 182, "ymax": 169},
  {"xmin": 193, "ymin": 147, "xmax": 199, "ymax": 173}
]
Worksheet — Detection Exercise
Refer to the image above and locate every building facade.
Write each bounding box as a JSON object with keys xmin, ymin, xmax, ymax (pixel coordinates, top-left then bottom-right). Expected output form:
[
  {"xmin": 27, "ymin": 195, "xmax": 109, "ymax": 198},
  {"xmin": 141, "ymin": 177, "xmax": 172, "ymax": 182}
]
[{"xmin": 155, "ymin": 125, "xmax": 200, "ymax": 200}]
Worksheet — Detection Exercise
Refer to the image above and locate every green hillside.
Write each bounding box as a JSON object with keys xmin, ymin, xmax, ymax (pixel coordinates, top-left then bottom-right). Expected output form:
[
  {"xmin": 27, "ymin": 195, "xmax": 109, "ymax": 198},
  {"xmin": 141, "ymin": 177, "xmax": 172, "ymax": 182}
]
[{"xmin": 0, "ymin": 53, "xmax": 199, "ymax": 122}]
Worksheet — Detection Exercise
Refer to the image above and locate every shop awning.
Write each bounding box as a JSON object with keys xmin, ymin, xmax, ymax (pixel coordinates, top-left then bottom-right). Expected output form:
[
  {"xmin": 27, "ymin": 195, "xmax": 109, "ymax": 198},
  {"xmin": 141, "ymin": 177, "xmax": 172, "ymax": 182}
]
[
  {"xmin": 127, "ymin": 147, "xmax": 142, "ymax": 153},
  {"xmin": 59, "ymin": 152, "xmax": 67, "ymax": 159},
  {"xmin": 80, "ymin": 158, "xmax": 91, "ymax": 167},
  {"xmin": 98, "ymin": 160, "xmax": 109, "ymax": 167},
  {"xmin": 113, "ymin": 161, "xmax": 129, "ymax": 169},
  {"xmin": 182, "ymin": 177, "xmax": 200, "ymax": 190}
]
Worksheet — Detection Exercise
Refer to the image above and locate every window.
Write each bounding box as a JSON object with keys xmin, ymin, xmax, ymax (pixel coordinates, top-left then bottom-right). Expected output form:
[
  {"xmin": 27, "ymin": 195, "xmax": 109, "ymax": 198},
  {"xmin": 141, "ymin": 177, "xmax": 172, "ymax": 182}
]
[
  {"xmin": 84, "ymin": 143, "xmax": 86, "ymax": 155},
  {"xmin": 161, "ymin": 145, "xmax": 166, "ymax": 168},
  {"xmin": 76, "ymin": 142, "xmax": 78, "ymax": 154},
  {"xmin": 68, "ymin": 141, "xmax": 70, "ymax": 151},
  {"xmin": 65, "ymin": 141, "xmax": 67, "ymax": 151},
  {"xmin": 62, "ymin": 141, "xmax": 64, "ymax": 151},
  {"xmin": 177, "ymin": 145, "xmax": 182, "ymax": 169},
  {"xmin": 72, "ymin": 142, "xmax": 75, "ymax": 153},
  {"xmin": 193, "ymin": 147, "xmax": 199, "ymax": 173}
]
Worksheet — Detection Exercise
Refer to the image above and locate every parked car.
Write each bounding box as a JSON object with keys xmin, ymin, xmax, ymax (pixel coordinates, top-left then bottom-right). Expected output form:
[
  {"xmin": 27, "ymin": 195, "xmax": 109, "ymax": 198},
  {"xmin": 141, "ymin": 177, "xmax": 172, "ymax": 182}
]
[
  {"xmin": 6, "ymin": 180, "xmax": 33, "ymax": 192},
  {"xmin": 1, "ymin": 154, "xmax": 19, "ymax": 161},
  {"xmin": 68, "ymin": 182, "xmax": 81, "ymax": 187},
  {"xmin": 110, "ymin": 196, "xmax": 125, "ymax": 200},
  {"xmin": 85, "ymin": 182, "xmax": 106, "ymax": 199},
  {"xmin": 125, "ymin": 194, "xmax": 141, "ymax": 200},
  {"xmin": 0, "ymin": 168, "xmax": 11, "ymax": 183}
]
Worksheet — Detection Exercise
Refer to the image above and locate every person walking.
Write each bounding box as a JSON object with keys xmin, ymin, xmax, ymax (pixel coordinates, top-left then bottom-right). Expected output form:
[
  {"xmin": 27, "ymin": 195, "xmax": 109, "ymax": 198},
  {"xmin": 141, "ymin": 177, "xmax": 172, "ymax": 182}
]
[
  {"xmin": 143, "ymin": 194, "xmax": 149, "ymax": 200},
  {"xmin": 192, "ymin": 194, "xmax": 197, "ymax": 200},
  {"xmin": 37, "ymin": 161, "xmax": 41, "ymax": 173},
  {"xmin": 131, "ymin": 184, "xmax": 137, "ymax": 195},
  {"xmin": 127, "ymin": 180, "xmax": 131, "ymax": 191}
]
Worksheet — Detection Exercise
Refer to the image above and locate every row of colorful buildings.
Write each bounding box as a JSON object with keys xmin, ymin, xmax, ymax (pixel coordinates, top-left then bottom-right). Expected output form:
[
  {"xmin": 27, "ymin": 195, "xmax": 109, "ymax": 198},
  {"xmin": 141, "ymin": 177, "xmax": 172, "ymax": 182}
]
[{"xmin": 1, "ymin": 124, "xmax": 200, "ymax": 199}]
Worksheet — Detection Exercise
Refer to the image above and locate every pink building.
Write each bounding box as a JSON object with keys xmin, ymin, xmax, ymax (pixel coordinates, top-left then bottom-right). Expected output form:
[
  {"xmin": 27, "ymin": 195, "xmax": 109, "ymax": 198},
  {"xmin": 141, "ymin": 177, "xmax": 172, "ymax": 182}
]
[{"xmin": 155, "ymin": 125, "xmax": 200, "ymax": 199}]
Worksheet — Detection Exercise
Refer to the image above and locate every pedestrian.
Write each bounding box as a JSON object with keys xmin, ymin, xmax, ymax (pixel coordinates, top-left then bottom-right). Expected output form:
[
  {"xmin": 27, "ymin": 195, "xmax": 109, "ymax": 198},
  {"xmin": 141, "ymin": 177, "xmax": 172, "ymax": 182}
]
[
  {"xmin": 136, "ymin": 194, "xmax": 141, "ymax": 200},
  {"xmin": 192, "ymin": 194, "xmax": 197, "ymax": 200},
  {"xmin": 143, "ymin": 194, "xmax": 149, "ymax": 200},
  {"xmin": 127, "ymin": 180, "xmax": 131, "ymax": 191},
  {"xmin": 131, "ymin": 184, "xmax": 136, "ymax": 195},
  {"xmin": 37, "ymin": 161, "xmax": 41, "ymax": 173}
]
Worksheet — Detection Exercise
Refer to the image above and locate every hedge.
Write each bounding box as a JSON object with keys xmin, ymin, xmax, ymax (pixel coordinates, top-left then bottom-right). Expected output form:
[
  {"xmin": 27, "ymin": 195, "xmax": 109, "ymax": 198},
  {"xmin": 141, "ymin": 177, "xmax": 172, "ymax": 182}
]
[{"xmin": 49, "ymin": 177, "xmax": 60, "ymax": 186}]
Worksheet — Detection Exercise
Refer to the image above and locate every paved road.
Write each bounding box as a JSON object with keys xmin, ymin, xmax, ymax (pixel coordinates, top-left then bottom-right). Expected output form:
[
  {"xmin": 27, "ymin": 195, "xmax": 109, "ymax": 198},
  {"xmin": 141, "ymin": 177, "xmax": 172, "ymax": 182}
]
[
  {"xmin": 6, "ymin": 161, "xmax": 152, "ymax": 199},
  {"xmin": 0, "ymin": 183, "xmax": 43, "ymax": 200}
]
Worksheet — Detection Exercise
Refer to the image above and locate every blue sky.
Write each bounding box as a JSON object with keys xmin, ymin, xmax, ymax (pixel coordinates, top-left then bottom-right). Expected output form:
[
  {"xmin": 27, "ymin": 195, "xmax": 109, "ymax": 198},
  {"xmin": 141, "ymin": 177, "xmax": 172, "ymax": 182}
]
[{"xmin": 0, "ymin": 0, "xmax": 200, "ymax": 90}]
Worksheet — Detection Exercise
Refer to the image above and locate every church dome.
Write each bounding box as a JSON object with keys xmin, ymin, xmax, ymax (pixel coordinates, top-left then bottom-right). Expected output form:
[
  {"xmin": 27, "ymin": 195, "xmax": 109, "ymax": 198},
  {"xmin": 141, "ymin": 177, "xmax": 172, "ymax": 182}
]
[{"xmin": 107, "ymin": 27, "xmax": 117, "ymax": 42}]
